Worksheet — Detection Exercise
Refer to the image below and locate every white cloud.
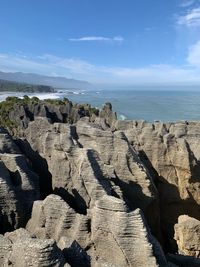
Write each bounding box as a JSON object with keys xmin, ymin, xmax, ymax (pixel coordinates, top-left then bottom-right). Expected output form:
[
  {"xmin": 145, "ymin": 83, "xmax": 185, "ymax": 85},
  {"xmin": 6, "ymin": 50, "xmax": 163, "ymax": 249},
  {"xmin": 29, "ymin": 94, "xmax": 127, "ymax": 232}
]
[
  {"xmin": 69, "ymin": 36, "xmax": 124, "ymax": 43},
  {"xmin": 0, "ymin": 53, "xmax": 94, "ymax": 77},
  {"xmin": 1, "ymin": 52, "xmax": 200, "ymax": 84},
  {"xmin": 177, "ymin": 7, "xmax": 200, "ymax": 26},
  {"xmin": 101, "ymin": 64, "xmax": 200, "ymax": 83},
  {"xmin": 39, "ymin": 54, "xmax": 94, "ymax": 74},
  {"xmin": 187, "ymin": 40, "xmax": 200, "ymax": 66}
]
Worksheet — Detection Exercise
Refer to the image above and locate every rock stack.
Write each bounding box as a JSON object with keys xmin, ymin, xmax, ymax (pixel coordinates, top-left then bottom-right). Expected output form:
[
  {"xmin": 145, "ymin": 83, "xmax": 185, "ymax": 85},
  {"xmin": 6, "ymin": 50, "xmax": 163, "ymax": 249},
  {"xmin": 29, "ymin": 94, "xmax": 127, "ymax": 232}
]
[{"xmin": 0, "ymin": 99, "xmax": 199, "ymax": 266}]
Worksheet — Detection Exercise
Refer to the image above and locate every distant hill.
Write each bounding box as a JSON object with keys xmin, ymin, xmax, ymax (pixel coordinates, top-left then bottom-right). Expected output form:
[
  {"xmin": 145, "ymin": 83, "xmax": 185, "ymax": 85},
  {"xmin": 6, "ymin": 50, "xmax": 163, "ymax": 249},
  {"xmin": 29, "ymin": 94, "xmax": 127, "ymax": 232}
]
[
  {"xmin": 0, "ymin": 79, "xmax": 54, "ymax": 93},
  {"xmin": 0, "ymin": 71, "xmax": 90, "ymax": 90}
]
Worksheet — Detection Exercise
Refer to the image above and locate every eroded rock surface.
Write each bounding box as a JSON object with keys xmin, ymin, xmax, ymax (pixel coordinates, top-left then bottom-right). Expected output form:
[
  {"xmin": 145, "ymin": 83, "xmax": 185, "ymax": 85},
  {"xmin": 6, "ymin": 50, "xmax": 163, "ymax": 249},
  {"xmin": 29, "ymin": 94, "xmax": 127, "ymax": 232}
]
[
  {"xmin": 0, "ymin": 100, "xmax": 200, "ymax": 266},
  {"xmin": 0, "ymin": 234, "xmax": 12, "ymax": 266},
  {"xmin": 0, "ymin": 128, "xmax": 40, "ymax": 233},
  {"xmin": 22, "ymin": 118, "xmax": 160, "ymax": 238},
  {"xmin": 1, "ymin": 97, "xmax": 116, "ymax": 135},
  {"xmin": 174, "ymin": 215, "xmax": 200, "ymax": 257},
  {"xmin": 114, "ymin": 120, "xmax": 200, "ymax": 251},
  {"xmin": 27, "ymin": 193, "xmax": 167, "ymax": 267},
  {"xmin": 90, "ymin": 196, "xmax": 167, "ymax": 267},
  {"xmin": 1, "ymin": 228, "xmax": 66, "ymax": 267}
]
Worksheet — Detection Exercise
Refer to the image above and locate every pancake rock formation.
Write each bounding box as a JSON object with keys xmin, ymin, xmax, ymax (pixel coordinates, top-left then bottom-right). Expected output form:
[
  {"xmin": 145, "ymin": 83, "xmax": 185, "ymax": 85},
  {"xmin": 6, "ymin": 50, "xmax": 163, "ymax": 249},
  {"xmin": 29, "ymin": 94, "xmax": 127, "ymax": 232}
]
[
  {"xmin": 0, "ymin": 98, "xmax": 199, "ymax": 266},
  {"xmin": 114, "ymin": 120, "xmax": 200, "ymax": 251},
  {"xmin": 0, "ymin": 127, "xmax": 39, "ymax": 233},
  {"xmin": 174, "ymin": 215, "xmax": 200, "ymax": 257},
  {"xmin": 0, "ymin": 228, "xmax": 66, "ymax": 266}
]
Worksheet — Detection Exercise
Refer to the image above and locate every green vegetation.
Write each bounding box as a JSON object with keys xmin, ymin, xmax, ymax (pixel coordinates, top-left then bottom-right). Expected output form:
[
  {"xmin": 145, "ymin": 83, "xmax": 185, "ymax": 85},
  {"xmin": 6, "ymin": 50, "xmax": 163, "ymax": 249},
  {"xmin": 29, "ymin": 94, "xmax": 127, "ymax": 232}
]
[
  {"xmin": 0, "ymin": 95, "xmax": 99, "ymax": 132},
  {"xmin": 78, "ymin": 104, "xmax": 99, "ymax": 116},
  {"xmin": 0, "ymin": 95, "xmax": 69, "ymax": 108},
  {"xmin": 88, "ymin": 107, "xmax": 99, "ymax": 116},
  {"xmin": 44, "ymin": 98, "xmax": 66, "ymax": 105},
  {"xmin": 0, "ymin": 79, "xmax": 54, "ymax": 93},
  {"xmin": 0, "ymin": 97, "xmax": 18, "ymax": 129},
  {"xmin": 0, "ymin": 96, "xmax": 71, "ymax": 130},
  {"xmin": 0, "ymin": 96, "xmax": 41, "ymax": 130}
]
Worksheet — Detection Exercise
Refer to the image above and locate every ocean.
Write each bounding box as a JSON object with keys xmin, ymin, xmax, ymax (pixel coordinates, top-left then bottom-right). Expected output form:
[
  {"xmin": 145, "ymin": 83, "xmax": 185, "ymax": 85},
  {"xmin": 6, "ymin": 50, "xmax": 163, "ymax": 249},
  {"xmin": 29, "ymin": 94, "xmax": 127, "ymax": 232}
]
[{"xmin": 1, "ymin": 88, "xmax": 200, "ymax": 122}]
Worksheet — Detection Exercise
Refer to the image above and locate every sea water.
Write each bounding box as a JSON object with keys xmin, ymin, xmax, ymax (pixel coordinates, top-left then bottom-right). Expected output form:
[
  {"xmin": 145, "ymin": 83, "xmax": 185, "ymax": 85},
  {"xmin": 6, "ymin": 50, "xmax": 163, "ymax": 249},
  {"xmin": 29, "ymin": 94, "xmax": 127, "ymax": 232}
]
[
  {"xmin": 61, "ymin": 89, "xmax": 200, "ymax": 122},
  {"xmin": 1, "ymin": 88, "xmax": 200, "ymax": 122}
]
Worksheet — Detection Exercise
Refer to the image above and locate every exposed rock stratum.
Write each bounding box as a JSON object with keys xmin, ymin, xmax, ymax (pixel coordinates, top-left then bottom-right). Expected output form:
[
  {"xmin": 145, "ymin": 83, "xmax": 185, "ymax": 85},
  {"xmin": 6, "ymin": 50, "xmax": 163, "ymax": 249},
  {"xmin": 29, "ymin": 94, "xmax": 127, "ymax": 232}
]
[{"xmin": 0, "ymin": 98, "xmax": 200, "ymax": 266}]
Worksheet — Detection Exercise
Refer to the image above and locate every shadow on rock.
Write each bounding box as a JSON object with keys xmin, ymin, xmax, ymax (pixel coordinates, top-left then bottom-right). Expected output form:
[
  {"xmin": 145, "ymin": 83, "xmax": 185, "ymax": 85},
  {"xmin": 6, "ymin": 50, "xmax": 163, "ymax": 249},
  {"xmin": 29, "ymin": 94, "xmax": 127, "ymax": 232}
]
[
  {"xmin": 158, "ymin": 177, "xmax": 200, "ymax": 253},
  {"xmin": 87, "ymin": 149, "xmax": 120, "ymax": 198},
  {"xmin": 15, "ymin": 139, "xmax": 53, "ymax": 199},
  {"xmin": 137, "ymin": 149, "xmax": 200, "ymax": 253},
  {"xmin": 63, "ymin": 240, "xmax": 91, "ymax": 267},
  {"xmin": 53, "ymin": 187, "xmax": 88, "ymax": 215},
  {"xmin": 167, "ymin": 253, "xmax": 200, "ymax": 267}
]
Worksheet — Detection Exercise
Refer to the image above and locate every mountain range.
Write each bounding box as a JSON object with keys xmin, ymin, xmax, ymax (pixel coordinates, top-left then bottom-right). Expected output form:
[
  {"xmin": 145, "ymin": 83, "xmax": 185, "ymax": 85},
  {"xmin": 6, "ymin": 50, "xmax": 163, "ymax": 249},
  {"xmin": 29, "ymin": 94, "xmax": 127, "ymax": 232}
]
[{"xmin": 0, "ymin": 71, "xmax": 90, "ymax": 90}]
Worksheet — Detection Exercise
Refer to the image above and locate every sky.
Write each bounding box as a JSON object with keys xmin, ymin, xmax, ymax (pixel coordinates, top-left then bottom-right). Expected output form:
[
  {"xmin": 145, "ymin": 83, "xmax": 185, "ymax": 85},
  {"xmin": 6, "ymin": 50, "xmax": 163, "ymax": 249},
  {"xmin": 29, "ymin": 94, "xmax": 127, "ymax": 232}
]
[{"xmin": 0, "ymin": 0, "xmax": 200, "ymax": 85}]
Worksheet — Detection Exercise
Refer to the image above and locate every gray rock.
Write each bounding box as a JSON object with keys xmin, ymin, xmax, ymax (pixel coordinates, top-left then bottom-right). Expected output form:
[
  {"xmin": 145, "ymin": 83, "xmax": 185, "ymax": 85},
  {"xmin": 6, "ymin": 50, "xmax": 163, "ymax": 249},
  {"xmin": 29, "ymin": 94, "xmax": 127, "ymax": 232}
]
[
  {"xmin": 2, "ymin": 98, "xmax": 116, "ymax": 135},
  {"xmin": 115, "ymin": 120, "xmax": 200, "ymax": 251},
  {"xmin": 174, "ymin": 215, "xmax": 200, "ymax": 257},
  {"xmin": 2, "ymin": 104, "xmax": 200, "ymax": 265},
  {"xmin": 23, "ymin": 118, "xmax": 160, "ymax": 237},
  {"xmin": 27, "ymin": 193, "xmax": 167, "ymax": 267},
  {"xmin": 91, "ymin": 195, "xmax": 167, "ymax": 267},
  {"xmin": 6, "ymin": 229, "xmax": 65, "ymax": 267},
  {"xmin": 99, "ymin": 102, "xmax": 117, "ymax": 128},
  {"xmin": 0, "ymin": 234, "xmax": 12, "ymax": 266},
  {"xmin": 0, "ymin": 131, "xmax": 40, "ymax": 233},
  {"xmin": 27, "ymin": 194, "xmax": 90, "ymax": 248}
]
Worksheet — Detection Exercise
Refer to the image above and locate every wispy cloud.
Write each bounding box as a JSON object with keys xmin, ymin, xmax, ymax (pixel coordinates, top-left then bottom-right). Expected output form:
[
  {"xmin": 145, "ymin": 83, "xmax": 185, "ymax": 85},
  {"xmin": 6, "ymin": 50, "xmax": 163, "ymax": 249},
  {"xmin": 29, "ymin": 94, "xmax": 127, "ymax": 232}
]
[
  {"xmin": 187, "ymin": 40, "xmax": 200, "ymax": 66},
  {"xmin": 0, "ymin": 53, "xmax": 94, "ymax": 77},
  {"xmin": 69, "ymin": 36, "xmax": 124, "ymax": 43},
  {"xmin": 1, "ymin": 52, "xmax": 200, "ymax": 84},
  {"xmin": 177, "ymin": 7, "xmax": 200, "ymax": 26},
  {"xmin": 101, "ymin": 64, "xmax": 200, "ymax": 83},
  {"xmin": 39, "ymin": 54, "xmax": 94, "ymax": 74}
]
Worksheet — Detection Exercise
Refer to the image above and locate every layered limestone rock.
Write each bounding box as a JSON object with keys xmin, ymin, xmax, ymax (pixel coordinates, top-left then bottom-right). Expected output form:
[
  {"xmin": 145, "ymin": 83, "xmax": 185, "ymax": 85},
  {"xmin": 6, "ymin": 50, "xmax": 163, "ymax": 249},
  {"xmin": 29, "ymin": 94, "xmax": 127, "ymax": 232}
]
[
  {"xmin": 174, "ymin": 215, "xmax": 200, "ymax": 257},
  {"xmin": 90, "ymin": 195, "xmax": 167, "ymax": 267},
  {"xmin": 21, "ymin": 117, "xmax": 160, "ymax": 238},
  {"xmin": 5, "ymin": 98, "xmax": 89, "ymax": 131},
  {"xmin": 1, "ymin": 228, "xmax": 66, "ymax": 267},
  {"xmin": 1, "ymin": 97, "xmax": 116, "ymax": 135},
  {"xmin": 114, "ymin": 120, "xmax": 200, "ymax": 250},
  {"xmin": 27, "ymin": 193, "xmax": 168, "ymax": 267},
  {"xmin": 27, "ymin": 194, "xmax": 91, "ymax": 266},
  {"xmin": 99, "ymin": 102, "xmax": 117, "ymax": 128},
  {"xmin": 1, "ymin": 100, "xmax": 200, "ymax": 265},
  {"xmin": 0, "ymin": 128, "xmax": 40, "ymax": 233},
  {"xmin": 26, "ymin": 194, "xmax": 90, "ymax": 249}
]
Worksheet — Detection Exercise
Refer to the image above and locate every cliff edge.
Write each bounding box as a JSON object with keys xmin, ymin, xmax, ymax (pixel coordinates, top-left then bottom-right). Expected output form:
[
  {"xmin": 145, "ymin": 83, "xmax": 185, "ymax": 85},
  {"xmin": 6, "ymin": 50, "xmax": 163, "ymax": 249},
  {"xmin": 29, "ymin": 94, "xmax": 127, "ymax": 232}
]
[{"xmin": 0, "ymin": 97, "xmax": 199, "ymax": 266}]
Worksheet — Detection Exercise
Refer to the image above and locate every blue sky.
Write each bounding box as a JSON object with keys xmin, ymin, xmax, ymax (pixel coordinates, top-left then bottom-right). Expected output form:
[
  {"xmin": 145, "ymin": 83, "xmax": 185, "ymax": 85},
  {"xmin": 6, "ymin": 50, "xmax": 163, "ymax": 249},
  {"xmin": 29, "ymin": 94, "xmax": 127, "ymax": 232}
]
[{"xmin": 0, "ymin": 0, "xmax": 200, "ymax": 84}]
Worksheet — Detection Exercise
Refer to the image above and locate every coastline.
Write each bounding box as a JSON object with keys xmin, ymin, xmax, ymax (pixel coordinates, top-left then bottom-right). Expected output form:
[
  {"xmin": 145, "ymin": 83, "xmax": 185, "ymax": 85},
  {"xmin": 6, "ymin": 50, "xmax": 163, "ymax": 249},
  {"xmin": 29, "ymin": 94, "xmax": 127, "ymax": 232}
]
[{"xmin": 1, "ymin": 88, "xmax": 200, "ymax": 122}]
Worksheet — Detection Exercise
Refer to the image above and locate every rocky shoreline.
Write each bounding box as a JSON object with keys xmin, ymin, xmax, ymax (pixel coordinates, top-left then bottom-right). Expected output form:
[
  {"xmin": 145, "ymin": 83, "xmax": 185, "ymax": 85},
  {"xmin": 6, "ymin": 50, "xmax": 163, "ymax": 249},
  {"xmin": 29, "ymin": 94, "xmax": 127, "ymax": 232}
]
[{"xmin": 0, "ymin": 97, "xmax": 200, "ymax": 266}]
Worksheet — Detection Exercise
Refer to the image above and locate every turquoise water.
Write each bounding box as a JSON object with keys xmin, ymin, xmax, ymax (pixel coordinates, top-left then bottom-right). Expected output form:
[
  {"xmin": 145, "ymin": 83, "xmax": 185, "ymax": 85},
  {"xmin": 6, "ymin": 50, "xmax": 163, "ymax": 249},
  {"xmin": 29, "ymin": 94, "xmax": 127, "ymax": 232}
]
[
  {"xmin": 1, "ymin": 89, "xmax": 200, "ymax": 122},
  {"xmin": 63, "ymin": 90, "xmax": 200, "ymax": 122}
]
